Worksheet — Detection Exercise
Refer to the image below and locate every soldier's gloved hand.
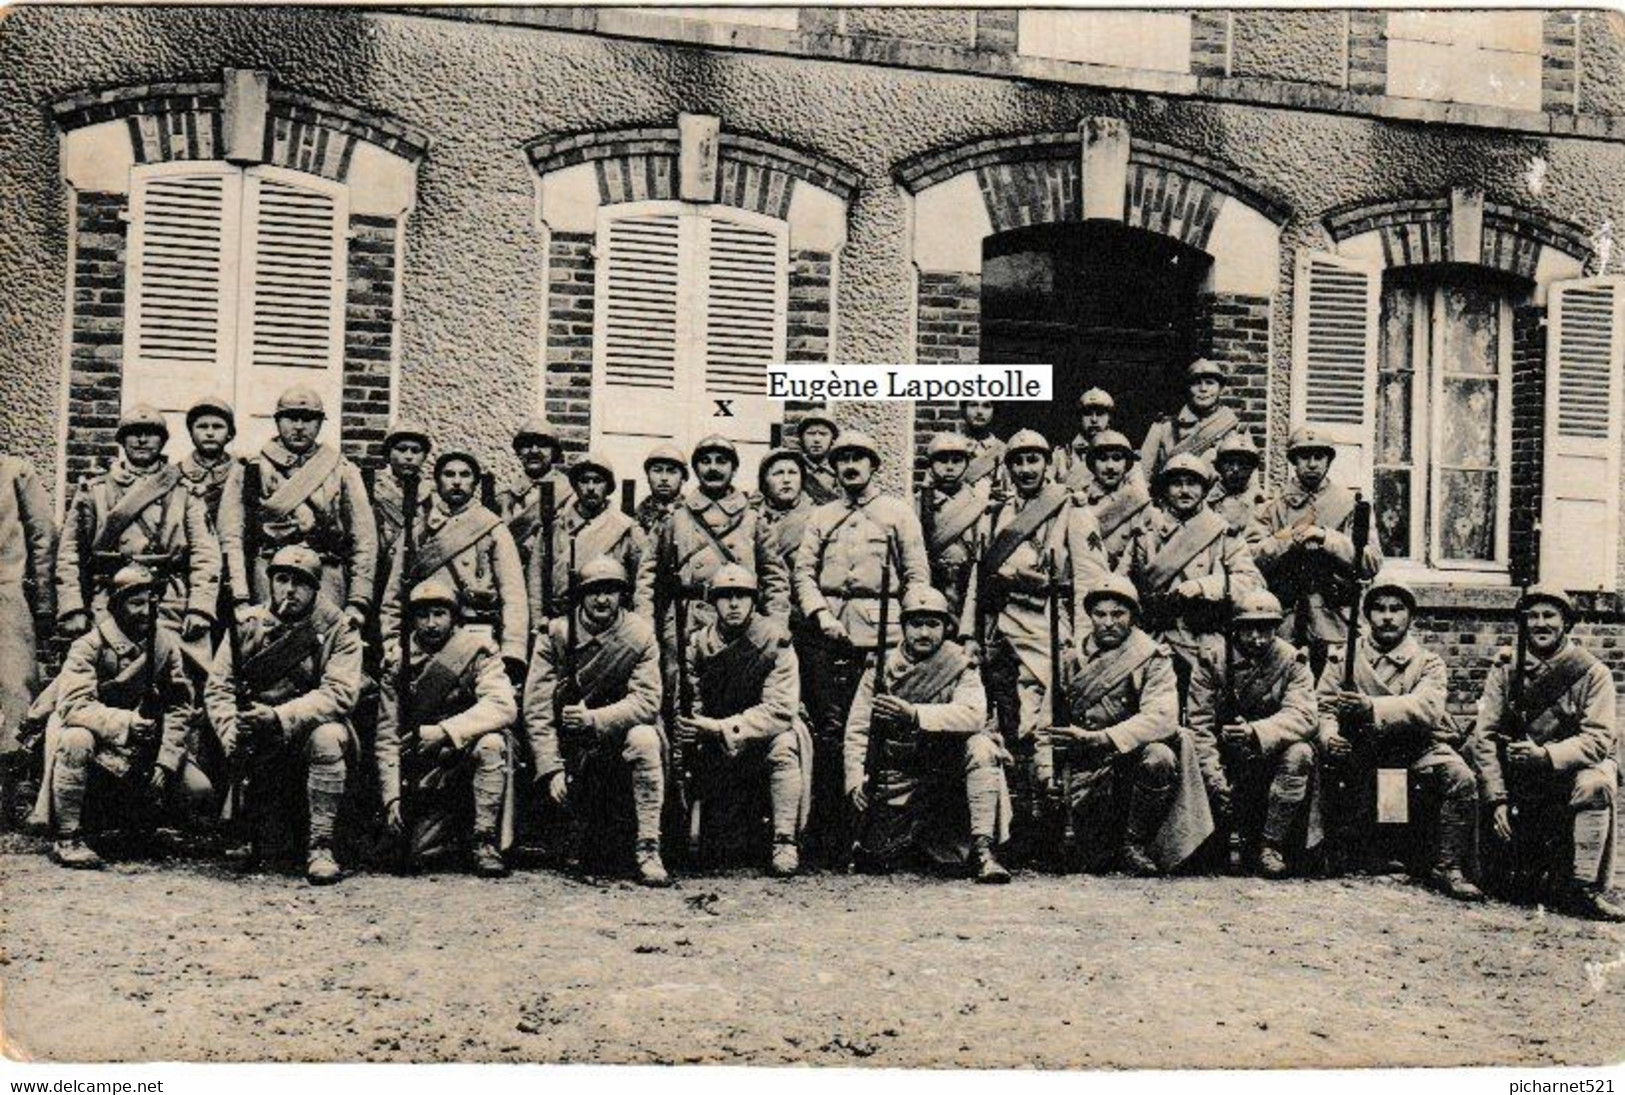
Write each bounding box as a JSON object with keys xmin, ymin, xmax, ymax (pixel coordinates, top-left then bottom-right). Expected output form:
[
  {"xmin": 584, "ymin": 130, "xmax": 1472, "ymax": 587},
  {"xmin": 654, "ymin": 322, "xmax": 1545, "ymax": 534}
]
[
  {"xmin": 1173, "ymin": 579, "xmax": 1204, "ymax": 602},
  {"xmin": 677, "ymin": 715, "xmax": 719, "ymax": 743},
  {"xmin": 1220, "ymin": 721, "xmax": 1256, "ymax": 751},
  {"xmin": 127, "ymin": 714, "xmax": 158, "ymax": 745},
  {"xmin": 233, "ymin": 601, "xmax": 256, "ymax": 626},
  {"xmin": 1492, "ymin": 803, "xmax": 1513, "ymax": 843},
  {"xmin": 560, "ymin": 704, "xmax": 592, "ymax": 738},
  {"xmin": 1507, "ymin": 740, "xmax": 1551, "ymax": 771},
  {"xmin": 1329, "ymin": 691, "xmax": 1373, "ymax": 726},
  {"xmin": 1076, "ymin": 729, "xmax": 1114, "ymax": 763},
  {"xmin": 343, "ymin": 605, "xmax": 368, "ymax": 631},
  {"xmin": 1323, "ymin": 730, "xmax": 1352, "ymax": 759},
  {"xmin": 240, "ymin": 703, "xmax": 280, "ymax": 742},
  {"xmin": 181, "ymin": 611, "xmax": 212, "ymax": 642},
  {"xmin": 872, "ymin": 695, "xmax": 917, "ymax": 727},
  {"xmin": 1298, "ymin": 526, "xmax": 1327, "ymax": 551},
  {"xmin": 961, "ymin": 638, "xmax": 981, "ymax": 665},
  {"xmin": 848, "ymin": 786, "xmax": 868, "ymax": 814},
  {"xmin": 503, "ymin": 657, "xmax": 527, "ymax": 687},
  {"xmin": 817, "ymin": 611, "xmax": 849, "ymax": 644},
  {"xmin": 384, "ymin": 799, "xmax": 404, "ymax": 836},
  {"xmin": 58, "ymin": 611, "xmax": 90, "ymax": 639},
  {"xmin": 545, "ymin": 770, "xmax": 569, "ymax": 806},
  {"xmin": 418, "ymin": 722, "xmax": 450, "ymax": 754}
]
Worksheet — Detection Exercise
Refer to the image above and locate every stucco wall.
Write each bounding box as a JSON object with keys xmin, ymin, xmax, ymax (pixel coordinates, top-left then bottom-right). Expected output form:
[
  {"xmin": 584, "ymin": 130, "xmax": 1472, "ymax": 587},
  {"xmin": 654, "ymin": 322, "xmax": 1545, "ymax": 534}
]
[
  {"xmin": 1231, "ymin": 10, "xmax": 1347, "ymax": 87},
  {"xmin": 4, "ymin": 6, "xmax": 1625, "ymax": 500}
]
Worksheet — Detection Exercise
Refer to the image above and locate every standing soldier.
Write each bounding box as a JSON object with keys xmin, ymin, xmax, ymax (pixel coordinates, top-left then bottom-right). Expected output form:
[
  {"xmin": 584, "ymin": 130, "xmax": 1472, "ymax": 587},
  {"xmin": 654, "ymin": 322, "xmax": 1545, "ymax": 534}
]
[
  {"xmin": 1466, "ymin": 586, "xmax": 1624, "ymax": 921},
  {"xmin": 217, "ymin": 386, "xmax": 376, "ymax": 633},
  {"xmin": 1211, "ymin": 432, "xmax": 1269, "ymax": 547},
  {"xmin": 1051, "ymin": 387, "xmax": 1121, "ymax": 494},
  {"xmin": 636, "ymin": 444, "xmax": 688, "ymax": 537},
  {"xmin": 523, "ymin": 557, "xmax": 669, "ymax": 886},
  {"xmin": 371, "ymin": 418, "xmax": 432, "ymax": 561},
  {"xmin": 1078, "ymin": 430, "xmax": 1153, "ymax": 570},
  {"xmin": 497, "ymin": 417, "xmax": 574, "ymax": 571},
  {"xmin": 1139, "ymin": 359, "xmax": 1242, "ymax": 482},
  {"xmin": 1117, "ymin": 453, "xmax": 1262, "ymax": 696},
  {"xmin": 845, "ymin": 587, "xmax": 1012, "ymax": 883},
  {"xmin": 960, "ymin": 430, "xmax": 1109, "ymax": 832},
  {"xmin": 754, "ymin": 448, "xmax": 814, "ymax": 579},
  {"xmin": 1186, "ymin": 590, "xmax": 1317, "ymax": 877},
  {"xmin": 32, "ymin": 565, "xmax": 201, "ymax": 869},
  {"xmin": 177, "ymin": 396, "xmax": 238, "ymax": 530},
  {"xmin": 377, "ymin": 578, "xmax": 518, "ymax": 877},
  {"xmin": 0, "ymin": 451, "xmax": 54, "ymax": 773},
  {"xmin": 380, "ymin": 450, "xmax": 528, "ymax": 678},
  {"xmin": 204, "ymin": 545, "xmax": 364, "ymax": 885},
  {"xmin": 918, "ymin": 432, "xmax": 989, "ymax": 623},
  {"xmin": 958, "ymin": 400, "xmax": 1008, "ymax": 500},
  {"xmin": 792, "ymin": 430, "xmax": 931, "ymax": 862},
  {"xmin": 57, "ymin": 405, "xmax": 220, "ymax": 651},
  {"xmin": 796, "ymin": 412, "xmax": 841, "ymax": 506},
  {"xmin": 1319, "ymin": 577, "xmax": 1482, "ymax": 901},
  {"xmin": 1255, "ymin": 428, "xmax": 1383, "ymax": 679},
  {"xmin": 678, "ymin": 564, "xmax": 809, "ymax": 876},
  {"xmin": 1049, "ymin": 574, "xmax": 1213, "ymax": 875},
  {"xmin": 528, "ymin": 451, "xmax": 653, "ymax": 626}
]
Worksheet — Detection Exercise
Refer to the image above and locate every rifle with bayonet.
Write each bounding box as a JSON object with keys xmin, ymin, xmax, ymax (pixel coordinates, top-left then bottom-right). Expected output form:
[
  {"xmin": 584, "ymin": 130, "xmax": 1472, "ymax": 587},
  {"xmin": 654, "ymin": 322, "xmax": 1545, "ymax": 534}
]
[
  {"xmin": 557, "ymin": 539, "xmax": 587, "ymax": 789},
  {"xmin": 849, "ymin": 551, "xmax": 893, "ymax": 869},
  {"xmin": 224, "ymin": 460, "xmax": 262, "ymax": 853},
  {"xmin": 1327, "ymin": 490, "xmax": 1371, "ymax": 865},
  {"xmin": 1217, "ymin": 565, "xmax": 1248, "ymax": 871},
  {"xmin": 1046, "ymin": 551, "xmax": 1075, "ymax": 854},
  {"xmin": 394, "ymin": 470, "xmax": 421, "ymax": 872},
  {"xmin": 1494, "ymin": 518, "xmax": 1539, "ymax": 892},
  {"xmin": 672, "ymin": 544, "xmax": 699, "ymax": 857}
]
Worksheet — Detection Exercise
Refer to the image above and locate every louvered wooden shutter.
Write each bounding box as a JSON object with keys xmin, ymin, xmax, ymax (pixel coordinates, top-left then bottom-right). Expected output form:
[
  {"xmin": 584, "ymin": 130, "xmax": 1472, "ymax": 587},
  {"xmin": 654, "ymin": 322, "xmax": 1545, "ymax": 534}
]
[
  {"xmin": 123, "ymin": 166, "xmax": 243, "ymax": 451},
  {"xmin": 1541, "ymin": 276, "xmax": 1624, "ymax": 591},
  {"xmin": 699, "ymin": 211, "xmax": 787, "ymax": 484},
  {"xmin": 236, "ymin": 168, "xmax": 348, "ymax": 453},
  {"xmin": 1291, "ymin": 250, "xmax": 1380, "ymax": 490}
]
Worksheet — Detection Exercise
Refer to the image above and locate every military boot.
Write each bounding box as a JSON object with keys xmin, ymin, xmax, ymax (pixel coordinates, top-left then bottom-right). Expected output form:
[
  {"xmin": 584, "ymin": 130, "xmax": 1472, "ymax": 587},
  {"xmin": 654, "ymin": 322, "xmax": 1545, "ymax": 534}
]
[
  {"xmin": 1556, "ymin": 884, "xmax": 1625, "ymax": 923},
  {"xmin": 1426, "ymin": 867, "xmax": 1485, "ymax": 903},
  {"xmin": 1257, "ymin": 844, "xmax": 1289, "ymax": 879},
  {"xmin": 306, "ymin": 843, "xmax": 343, "ymax": 886},
  {"xmin": 50, "ymin": 836, "xmax": 104, "ymax": 870},
  {"xmin": 1120, "ymin": 781, "xmax": 1170, "ymax": 877},
  {"xmin": 768, "ymin": 836, "xmax": 800, "ymax": 878},
  {"xmin": 970, "ymin": 835, "xmax": 1011, "ymax": 884},
  {"xmin": 635, "ymin": 838, "xmax": 671, "ymax": 888},
  {"xmin": 473, "ymin": 836, "xmax": 509, "ymax": 879}
]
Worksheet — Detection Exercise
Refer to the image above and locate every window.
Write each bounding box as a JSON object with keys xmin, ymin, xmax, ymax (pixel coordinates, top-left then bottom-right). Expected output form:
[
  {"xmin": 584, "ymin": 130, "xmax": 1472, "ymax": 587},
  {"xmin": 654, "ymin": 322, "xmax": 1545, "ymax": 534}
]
[
  {"xmin": 1016, "ymin": 11, "xmax": 1192, "ymax": 73},
  {"xmin": 592, "ymin": 201, "xmax": 786, "ymax": 485},
  {"xmin": 123, "ymin": 162, "xmax": 348, "ymax": 455},
  {"xmin": 1374, "ymin": 273, "xmax": 1514, "ymax": 571},
  {"xmin": 1386, "ymin": 11, "xmax": 1543, "ymax": 113}
]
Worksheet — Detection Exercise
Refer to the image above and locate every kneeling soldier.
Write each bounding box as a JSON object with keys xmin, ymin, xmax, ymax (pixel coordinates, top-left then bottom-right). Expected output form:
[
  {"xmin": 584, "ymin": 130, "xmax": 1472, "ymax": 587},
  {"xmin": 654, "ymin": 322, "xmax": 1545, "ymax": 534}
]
[
  {"xmin": 35, "ymin": 564, "xmax": 198, "ymax": 869},
  {"xmin": 1319, "ymin": 578, "xmax": 1481, "ymax": 901},
  {"xmin": 1187, "ymin": 590, "xmax": 1317, "ymax": 877},
  {"xmin": 524, "ymin": 557, "xmax": 668, "ymax": 885},
  {"xmin": 205, "ymin": 546, "xmax": 364, "ymax": 885},
  {"xmin": 677, "ymin": 564, "xmax": 808, "ymax": 876},
  {"xmin": 378, "ymin": 578, "xmax": 518, "ymax": 877},
  {"xmin": 1467, "ymin": 586, "xmax": 1623, "ymax": 921},
  {"xmin": 845, "ymin": 587, "xmax": 1011, "ymax": 883},
  {"xmin": 1048, "ymin": 575, "xmax": 1213, "ymax": 875}
]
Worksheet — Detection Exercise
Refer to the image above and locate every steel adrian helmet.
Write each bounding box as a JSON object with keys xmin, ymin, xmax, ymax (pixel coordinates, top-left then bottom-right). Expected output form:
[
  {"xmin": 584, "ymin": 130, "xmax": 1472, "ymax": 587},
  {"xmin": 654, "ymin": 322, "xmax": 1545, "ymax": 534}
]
[
  {"xmin": 691, "ymin": 434, "xmax": 740, "ymax": 469},
  {"xmin": 512, "ymin": 417, "xmax": 560, "ymax": 453},
  {"xmin": 576, "ymin": 556, "xmax": 630, "ymax": 592},
  {"xmin": 829, "ymin": 430, "xmax": 882, "ymax": 467},
  {"xmin": 643, "ymin": 444, "xmax": 689, "ymax": 477},
  {"xmin": 1186, "ymin": 358, "xmax": 1227, "ymax": 385},
  {"xmin": 900, "ymin": 587, "xmax": 954, "ymax": 622},
  {"xmin": 1003, "ymin": 429, "xmax": 1050, "ymax": 463},
  {"xmin": 926, "ymin": 432, "xmax": 974, "ymax": 460},
  {"xmin": 275, "ymin": 385, "xmax": 325, "ymax": 418},
  {"xmin": 1230, "ymin": 589, "xmax": 1285, "ymax": 625},
  {"xmin": 707, "ymin": 563, "xmax": 759, "ymax": 601},
  {"xmin": 1286, "ymin": 427, "xmax": 1336, "ymax": 460},
  {"xmin": 1078, "ymin": 387, "xmax": 1116, "ymax": 412},
  {"xmin": 1086, "ymin": 429, "xmax": 1137, "ymax": 463},
  {"xmin": 1518, "ymin": 583, "xmax": 1575, "ymax": 621},
  {"xmin": 1083, "ymin": 574, "xmax": 1142, "ymax": 617},
  {"xmin": 408, "ymin": 578, "xmax": 460, "ymax": 611},
  {"xmin": 267, "ymin": 545, "xmax": 323, "ymax": 587},
  {"xmin": 185, "ymin": 395, "xmax": 235, "ymax": 434},
  {"xmin": 116, "ymin": 404, "xmax": 170, "ymax": 445},
  {"xmin": 568, "ymin": 450, "xmax": 616, "ymax": 485},
  {"xmin": 1364, "ymin": 575, "xmax": 1419, "ymax": 615},
  {"xmin": 384, "ymin": 417, "xmax": 431, "ymax": 452},
  {"xmin": 108, "ymin": 564, "xmax": 158, "ymax": 603},
  {"xmin": 1156, "ymin": 452, "xmax": 1216, "ymax": 491},
  {"xmin": 1213, "ymin": 431, "xmax": 1261, "ymax": 467}
]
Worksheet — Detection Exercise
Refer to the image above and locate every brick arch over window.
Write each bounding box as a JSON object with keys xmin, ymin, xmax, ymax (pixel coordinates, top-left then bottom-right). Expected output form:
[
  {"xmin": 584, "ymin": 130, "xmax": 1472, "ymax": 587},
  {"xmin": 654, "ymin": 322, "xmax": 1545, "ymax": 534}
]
[
  {"xmin": 52, "ymin": 70, "xmax": 426, "ymax": 489},
  {"xmin": 895, "ymin": 117, "xmax": 1289, "ymax": 468},
  {"xmin": 525, "ymin": 115, "xmax": 861, "ymax": 457},
  {"xmin": 1325, "ymin": 191, "xmax": 1593, "ymax": 281}
]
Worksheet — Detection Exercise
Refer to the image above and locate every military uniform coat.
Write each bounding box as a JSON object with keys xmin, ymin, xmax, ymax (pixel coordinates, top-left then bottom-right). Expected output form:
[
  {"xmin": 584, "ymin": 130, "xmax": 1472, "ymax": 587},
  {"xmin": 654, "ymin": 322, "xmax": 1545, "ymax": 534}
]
[
  {"xmin": 527, "ymin": 502, "xmax": 654, "ymax": 625},
  {"xmin": 177, "ymin": 452, "xmax": 236, "ymax": 531},
  {"xmin": 1083, "ymin": 477, "xmax": 1155, "ymax": 570},
  {"xmin": 499, "ymin": 470, "xmax": 574, "ymax": 570},
  {"xmin": 917, "ymin": 483, "xmax": 987, "ymax": 621},
  {"xmin": 1212, "ymin": 482, "xmax": 1270, "ymax": 548},
  {"xmin": 793, "ymin": 483, "xmax": 931, "ymax": 650},
  {"xmin": 522, "ymin": 608, "xmax": 662, "ymax": 781},
  {"xmin": 0, "ymin": 454, "xmax": 54, "ymax": 751},
  {"xmin": 1138, "ymin": 404, "xmax": 1241, "ymax": 481},
  {"xmin": 1187, "ymin": 635, "xmax": 1316, "ymax": 793},
  {"xmin": 657, "ymin": 488, "xmax": 790, "ymax": 621},
  {"xmin": 1116, "ymin": 507, "xmax": 1263, "ymax": 663},
  {"xmin": 1255, "ymin": 480, "xmax": 1383, "ymax": 647}
]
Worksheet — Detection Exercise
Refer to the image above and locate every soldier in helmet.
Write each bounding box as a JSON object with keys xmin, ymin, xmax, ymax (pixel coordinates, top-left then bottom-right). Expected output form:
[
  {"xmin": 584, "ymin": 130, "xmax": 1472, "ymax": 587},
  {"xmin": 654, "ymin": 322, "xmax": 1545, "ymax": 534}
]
[
  {"xmin": 0, "ymin": 450, "xmax": 54, "ymax": 778},
  {"xmin": 677, "ymin": 564, "xmax": 809, "ymax": 876},
  {"xmin": 795, "ymin": 412, "xmax": 841, "ymax": 506},
  {"xmin": 204, "ymin": 545, "xmax": 364, "ymax": 885},
  {"xmin": 57, "ymin": 404, "xmax": 221, "ymax": 652},
  {"xmin": 523, "ymin": 556, "xmax": 669, "ymax": 886},
  {"xmin": 528, "ymin": 451, "xmax": 653, "ymax": 626},
  {"xmin": 1210, "ymin": 431, "xmax": 1269, "ymax": 548},
  {"xmin": 1256, "ymin": 428, "xmax": 1383, "ymax": 679},
  {"xmin": 636, "ymin": 444, "xmax": 688, "ymax": 536},
  {"xmin": 376, "ymin": 578, "xmax": 518, "ymax": 877},
  {"xmin": 1078, "ymin": 430, "xmax": 1153, "ymax": 570},
  {"xmin": 960, "ymin": 429, "xmax": 1109, "ymax": 836},
  {"xmin": 1466, "ymin": 586, "xmax": 1624, "ymax": 921},
  {"xmin": 1319, "ymin": 577, "xmax": 1482, "ymax": 901},
  {"xmin": 1186, "ymin": 589, "xmax": 1317, "ymax": 878},
  {"xmin": 754, "ymin": 448, "xmax": 814, "ymax": 578},
  {"xmin": 1047, "ymin": 575, "xmax": 1213, "ymax": 875},
  {"xmin": 178, "ymin": 396, "xmax": 239, "ymax": 530},
  {"xmin": 32, "ymin": 564, "xmax": 202, "ymax": 869},
  {"xmin": 845, "ymin": 587, "xmax": 1012, "ymax": 883},
  {"xmin": 1139, "ymin": 359, "xmax": 1242, "ymax": 482},
  {"xmin": 958, "ymin": 400, "xmax": 1009, "ymax": 500},
  {"xmin": 1117, "ymin": 453, "xmax": 1262, "ymax": 697},
  {"xmin": 498, "ymin": 417, "xmax": 575, "ymax": 573},
  {"xmin": 1052, "ymin": 387, "xmax": 1123, "ymax": 494},
  {"xmin": 793, "ymin": 429, "xmax": 931, "ymax": 863},
  {"xmin": 918, "ymin": 431, "xmax": 989, "ymax": 622},
  {"xmin": 371, "ymin": 418, "xmax": 432, "ymax": 561},
  {"xmin": 218, "ymin": 386, "xmax": 376, "ymax": 633}
]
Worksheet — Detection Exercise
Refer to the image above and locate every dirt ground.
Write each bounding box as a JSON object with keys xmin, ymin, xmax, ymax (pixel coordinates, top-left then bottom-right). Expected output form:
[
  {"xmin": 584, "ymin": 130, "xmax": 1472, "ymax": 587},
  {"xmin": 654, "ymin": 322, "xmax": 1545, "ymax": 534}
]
[{"xmin": 2, "ymin": 833, "xmax": 1622, "ymax": 1069}]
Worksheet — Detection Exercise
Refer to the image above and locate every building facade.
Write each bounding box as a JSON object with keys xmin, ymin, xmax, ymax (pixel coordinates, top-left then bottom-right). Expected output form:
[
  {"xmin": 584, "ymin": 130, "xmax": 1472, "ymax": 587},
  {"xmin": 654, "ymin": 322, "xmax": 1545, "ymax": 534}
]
[{"xmin": 3, "ymin": 6, "xmax": 1625, "ymax": 720}]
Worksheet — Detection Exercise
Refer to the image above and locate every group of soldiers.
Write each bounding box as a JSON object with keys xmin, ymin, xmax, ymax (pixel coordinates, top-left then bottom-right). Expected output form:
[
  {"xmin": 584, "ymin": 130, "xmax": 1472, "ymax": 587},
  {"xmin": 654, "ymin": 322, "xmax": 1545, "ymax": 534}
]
[{"xmin": 0, "ymin": 359, "xmax": 1619, "ymax": 921}]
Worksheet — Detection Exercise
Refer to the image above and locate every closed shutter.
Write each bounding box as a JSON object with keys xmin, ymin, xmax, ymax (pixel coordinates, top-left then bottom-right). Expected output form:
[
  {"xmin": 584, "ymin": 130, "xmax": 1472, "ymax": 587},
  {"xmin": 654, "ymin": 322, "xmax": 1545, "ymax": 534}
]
[
  {"xmin": 236, "ymin": 168, "xmax": 348, "ymax": 454},
  {"xmin": 1291, "ymin": 250, "xmax": 1381, "ymax": 490},
  {"xmin": 123, "ymin": 165, "xmax": 243, "ymax": 452},
  {"xmin": 1541, "ymin": 276, "xmax": 1624, "ymax": 591},
  {"xmin": 700, "ymin": 211, "xmax": 787, "ymax": 484}
]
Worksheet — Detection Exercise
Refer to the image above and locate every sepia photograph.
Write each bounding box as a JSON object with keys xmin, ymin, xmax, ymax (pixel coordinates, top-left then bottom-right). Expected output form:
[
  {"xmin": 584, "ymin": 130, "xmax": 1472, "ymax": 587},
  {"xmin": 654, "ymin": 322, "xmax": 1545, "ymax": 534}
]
[{"xmin": 0, "ymin": 0, "xmax": 1621, "ymax": 1078}]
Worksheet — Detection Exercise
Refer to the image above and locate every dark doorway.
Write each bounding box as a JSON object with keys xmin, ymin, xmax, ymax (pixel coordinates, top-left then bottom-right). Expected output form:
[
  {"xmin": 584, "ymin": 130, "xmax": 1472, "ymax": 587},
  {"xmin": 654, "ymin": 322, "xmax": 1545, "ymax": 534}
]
[{"xmin": 979, "ymin": 222, "xmax": 1212, "ymax": 450}]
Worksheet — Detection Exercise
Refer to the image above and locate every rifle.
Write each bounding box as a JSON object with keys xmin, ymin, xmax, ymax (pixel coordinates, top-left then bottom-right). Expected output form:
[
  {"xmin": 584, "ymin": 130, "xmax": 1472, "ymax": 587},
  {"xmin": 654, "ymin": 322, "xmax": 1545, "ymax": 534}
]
[
  {"xmin": 1217, "ymin": 565, "xmax": 1251, "ymax": 871},
  {"xmin": 224, "ymin": 460, "xmax": 262, "ymax": 852},
  {"xmin": 539, "ymin": 482, "xmax": 557, "ymax": 623},
  {"xmin": 557, "ymin": 539, "xmax": 586, "ymax": 789},
  {"xmin": 394, "ymin": 470, "xmax": 421, "ymax": 872},
  {"xmin": 621, "ymin": 478, "xmax": 637, "ymax": 518},
  {"xmin": 1045, "ymin": 551, "xmax": 1074, "ymax": 852},
  {"xmin": 849, "ymin": 551, "xmax": 893, "ymax": 869},
  {"xmin": 920, "ymin": 483, "xmax": 938, "ymax": 586},
  {"xmin": 137, "ymin": 558, "xmax": 168, "ymax": 795},
  {"xmin": 1495, "ymin": 518, "xmax": 1539, "ymax": 890},
  {"xmin": 1327, "ymin": 491, "xmax": 1371, "ymax": 862},
  {"xmin": 672, "ymin": 547, "xmax": 699, "ymax": 857}
]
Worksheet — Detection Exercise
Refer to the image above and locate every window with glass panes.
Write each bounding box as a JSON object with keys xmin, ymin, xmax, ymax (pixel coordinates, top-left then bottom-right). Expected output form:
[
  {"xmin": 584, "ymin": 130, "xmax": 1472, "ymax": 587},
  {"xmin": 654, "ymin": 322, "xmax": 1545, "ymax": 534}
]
[{"xmin": 1373, "ymin": 270, "xmax": 1514, "ymax": 570}]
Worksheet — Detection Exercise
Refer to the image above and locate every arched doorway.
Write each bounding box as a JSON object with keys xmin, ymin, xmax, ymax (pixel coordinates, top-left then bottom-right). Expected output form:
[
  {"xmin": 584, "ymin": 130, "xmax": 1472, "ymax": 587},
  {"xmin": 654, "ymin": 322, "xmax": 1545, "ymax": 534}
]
[{"xmin": 979, "ymin": 221, "xmax": 1213, "ymax": 449}]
